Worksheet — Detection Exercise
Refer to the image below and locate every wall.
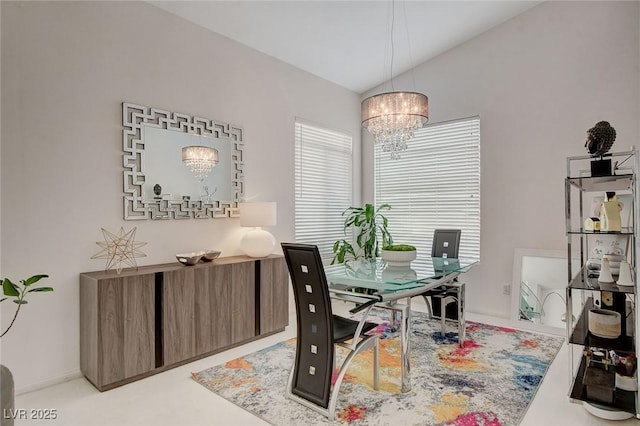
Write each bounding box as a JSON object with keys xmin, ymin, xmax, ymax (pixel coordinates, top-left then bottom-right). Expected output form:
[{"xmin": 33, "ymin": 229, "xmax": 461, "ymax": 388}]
[
  {"xmin": 0, "ymin": 1, "xmax": 361, "ymax": 392},
  {"xmin": 363, "ymin": 1, "xmax": 640, "ymax": 317}
]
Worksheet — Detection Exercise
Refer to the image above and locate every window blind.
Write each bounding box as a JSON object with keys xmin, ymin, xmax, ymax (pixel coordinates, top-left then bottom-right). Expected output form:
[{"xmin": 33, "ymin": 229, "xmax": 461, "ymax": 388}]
[
  {"xmin": 375, "ymin": 116, "xmax": 481, "ymax": 261},
  {"xmin": 295, "ymin": 121, "xmax": 353, "ymax": 262}
]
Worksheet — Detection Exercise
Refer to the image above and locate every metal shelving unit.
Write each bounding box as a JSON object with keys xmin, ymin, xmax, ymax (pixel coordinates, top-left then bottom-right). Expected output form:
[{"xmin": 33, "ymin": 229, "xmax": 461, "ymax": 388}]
[{"xmin": 565, "ymin": 151, "xmax": 639, "ymax": 419}]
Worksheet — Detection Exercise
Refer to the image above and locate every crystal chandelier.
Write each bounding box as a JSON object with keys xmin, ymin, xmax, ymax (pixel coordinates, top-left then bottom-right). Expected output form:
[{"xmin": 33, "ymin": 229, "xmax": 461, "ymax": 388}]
[
  {"xmin": 361, "ymin": 1, "xmax": 429, "ymax": 160},
  {"xmin": 181, "ymin": 146, "xmax": 219, "ymax": 181},
  {"xmin": 361, "ymin": 91, "xmax": 428, "ymax": 159}
]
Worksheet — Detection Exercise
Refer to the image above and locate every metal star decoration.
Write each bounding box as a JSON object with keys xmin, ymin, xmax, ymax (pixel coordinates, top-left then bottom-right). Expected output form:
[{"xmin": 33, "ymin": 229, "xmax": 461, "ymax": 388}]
[{"xmin": 91, "ymin": 227, "xmax": 147, "ymax": 274}]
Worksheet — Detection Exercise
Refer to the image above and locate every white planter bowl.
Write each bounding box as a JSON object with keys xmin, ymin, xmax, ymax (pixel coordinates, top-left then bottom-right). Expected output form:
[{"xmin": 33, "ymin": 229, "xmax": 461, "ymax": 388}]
[{"xmin": 381, "ymin": 249, "xmax": 417, "ymax": 267}]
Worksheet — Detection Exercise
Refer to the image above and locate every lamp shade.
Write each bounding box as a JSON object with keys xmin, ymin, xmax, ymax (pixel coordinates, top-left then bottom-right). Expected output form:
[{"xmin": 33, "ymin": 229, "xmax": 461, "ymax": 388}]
[{"xmin": 239, "ymin": 202, "xmax": 277, "ymax": 228}]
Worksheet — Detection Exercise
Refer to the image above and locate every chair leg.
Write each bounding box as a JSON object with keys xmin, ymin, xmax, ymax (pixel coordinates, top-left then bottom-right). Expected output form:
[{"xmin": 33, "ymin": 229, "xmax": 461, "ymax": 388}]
[
  {"xmin": 373, "ymin": 336, "xmax": 379, "ymax": 391},
  {"xmin": 422, "ymin": 295, "xmax": 434, "ymax": 318},
  {"xmin": 328, "ymin": 335, "xmax": 378, "ymax": 420},
  {"xmin": 457, "ymin": 283, "xmax": 466, "ymax": 347},
  {"xmin": 439, "ymin": 295, "xmax": 457, "ymax": 337}
]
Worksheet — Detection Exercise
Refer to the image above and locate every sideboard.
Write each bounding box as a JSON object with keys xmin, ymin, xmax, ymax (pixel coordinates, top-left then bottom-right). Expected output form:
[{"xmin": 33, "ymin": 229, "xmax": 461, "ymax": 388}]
[{"xmin": 80, "ymin": 255, "xmax": 288, "ymax": 391}]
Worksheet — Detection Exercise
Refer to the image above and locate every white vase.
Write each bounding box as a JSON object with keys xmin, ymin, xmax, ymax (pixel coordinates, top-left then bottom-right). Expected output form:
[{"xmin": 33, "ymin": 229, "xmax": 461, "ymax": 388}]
[
  {"xmin": 617, "ymin": 260, "xmax": 634, "ymax": 286},
  {"xmin": 598, "ymin": 258, "xmax": 614, "ymax": 283}
]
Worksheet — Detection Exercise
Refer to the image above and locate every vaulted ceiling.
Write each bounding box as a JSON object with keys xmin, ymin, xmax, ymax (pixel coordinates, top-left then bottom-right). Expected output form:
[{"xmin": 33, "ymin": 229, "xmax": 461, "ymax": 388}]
[{"xmin": 150, "ymin": 1, "xmax": 542, "ymax": 93}]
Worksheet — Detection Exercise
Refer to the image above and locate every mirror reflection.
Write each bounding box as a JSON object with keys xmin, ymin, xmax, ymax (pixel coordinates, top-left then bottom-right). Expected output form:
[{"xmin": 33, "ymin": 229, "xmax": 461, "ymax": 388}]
[
  {"xmin": 511, "ymin": 249, "xmax": 580, "ymax": 334},
  {"xmin": 143, "ymin": 126, "xmax": 232, "ymax": 203}
]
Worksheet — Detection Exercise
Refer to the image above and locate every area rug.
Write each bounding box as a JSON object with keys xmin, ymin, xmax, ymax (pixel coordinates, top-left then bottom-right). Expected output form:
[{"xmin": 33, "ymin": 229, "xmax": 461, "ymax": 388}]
[{"xmin": 192, "ymin": 312, "xmax": 564, "ymax": 425}]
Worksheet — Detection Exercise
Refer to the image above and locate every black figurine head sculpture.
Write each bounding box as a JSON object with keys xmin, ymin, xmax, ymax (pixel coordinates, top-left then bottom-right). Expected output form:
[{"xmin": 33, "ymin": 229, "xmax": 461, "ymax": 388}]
[{"xmin": 585, "ymin": 121, "xmax": 616, "ymax": 157}]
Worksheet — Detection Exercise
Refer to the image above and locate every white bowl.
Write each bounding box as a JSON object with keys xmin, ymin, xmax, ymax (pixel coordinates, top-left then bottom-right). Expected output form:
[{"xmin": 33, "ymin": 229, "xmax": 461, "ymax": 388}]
[
  {"xmin": 615, "ymin": 372, "xmax": 638, "ymax": 391},
  {"xmin": 381, "ymin": 249, "xmax": 417, "ymax": 267}
]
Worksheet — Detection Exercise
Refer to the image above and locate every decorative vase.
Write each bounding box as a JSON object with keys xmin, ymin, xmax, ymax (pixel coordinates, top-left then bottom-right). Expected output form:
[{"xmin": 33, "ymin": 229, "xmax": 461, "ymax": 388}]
[
  {"xmin": 0, "ymin": 364, "xmax": 14, "ymax": 426},
  {"xmin": 598, "ymin": 258, "xmax": 614, "ymax": 283}
]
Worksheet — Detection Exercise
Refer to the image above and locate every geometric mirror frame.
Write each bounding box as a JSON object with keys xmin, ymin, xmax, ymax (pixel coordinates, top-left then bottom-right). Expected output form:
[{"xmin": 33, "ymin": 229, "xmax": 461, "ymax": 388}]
[{"xmin": 122, "ymin": 102, "xmax": 244, "ymax": 220}]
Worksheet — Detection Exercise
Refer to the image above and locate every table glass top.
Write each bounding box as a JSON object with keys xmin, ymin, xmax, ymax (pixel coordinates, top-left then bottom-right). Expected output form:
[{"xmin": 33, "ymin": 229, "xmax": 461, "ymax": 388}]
[{"xmin": 325, "ymin": 257, "xmax": 477, "ymax": 293}]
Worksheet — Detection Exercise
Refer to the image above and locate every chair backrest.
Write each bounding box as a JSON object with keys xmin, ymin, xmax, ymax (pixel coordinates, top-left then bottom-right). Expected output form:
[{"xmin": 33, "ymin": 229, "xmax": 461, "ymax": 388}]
[
  {"xmin": 281, "ymin": 243, "xmax": 334, "ymax": 409},
  {"xmin": 431, "ymin": 229, "xmax": 461, "ymax": 258}
]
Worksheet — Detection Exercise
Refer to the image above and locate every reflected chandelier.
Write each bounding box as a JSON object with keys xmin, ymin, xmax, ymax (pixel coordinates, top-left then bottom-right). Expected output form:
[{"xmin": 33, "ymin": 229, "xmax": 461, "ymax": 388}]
[
  {"xmin": 361, "ymin": 1, "xmax": 429, "ymax": 160},
  {"xmin": 182, "ymin": 146, "xmax": 219, "ymax": 181}
]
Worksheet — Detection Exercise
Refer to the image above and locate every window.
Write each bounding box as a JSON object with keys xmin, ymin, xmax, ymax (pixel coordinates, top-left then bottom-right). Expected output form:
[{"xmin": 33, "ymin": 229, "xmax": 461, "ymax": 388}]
[
  {"xmin": 375, "ymin": 116, "xmax": 480, "ymax": 261},
  {"xmin": 295, "ymin": 120, "xmax": 353, "ymax": 262}
]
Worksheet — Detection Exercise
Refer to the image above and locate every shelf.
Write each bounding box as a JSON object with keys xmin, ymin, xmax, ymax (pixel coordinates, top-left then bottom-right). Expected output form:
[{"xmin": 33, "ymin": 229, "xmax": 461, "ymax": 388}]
[
  {"xmin": 567, "ymin": 174, "xmax": 634, "ymax": 192},
  {"xmin": 569, "ymin": 268, "xmax": 635, "ymax": 294},
  {"xmin": 567, "ymin": 228, "xmax": 634, "ymax": 235},
  {"xmin": 569, "ymin": 353, "xmax": 636, "ymax": 414},
  {"xmin": 569, "ymin": 298, "xmax": 635, "ymax": 352}
]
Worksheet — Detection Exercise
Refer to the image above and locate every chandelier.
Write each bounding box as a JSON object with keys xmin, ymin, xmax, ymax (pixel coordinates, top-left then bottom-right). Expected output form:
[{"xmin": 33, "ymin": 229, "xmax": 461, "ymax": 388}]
[
  {"xmin": 361, "ymin": 91, "xmax": 428, "ymax": 159},
  {"xmin": 181, "ymin": 146, "xmax": 219, "ymax": 181},
  {"xmin": 361, "ymin": 1, "xmax": 429, "ymax": 160}
]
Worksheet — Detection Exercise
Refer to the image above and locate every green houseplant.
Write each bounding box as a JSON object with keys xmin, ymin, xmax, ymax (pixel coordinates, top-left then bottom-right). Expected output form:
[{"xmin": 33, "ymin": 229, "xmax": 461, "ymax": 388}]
[
  {"xmin": 1, "ymin": 274, "xmax": 53, "ymax": 338},
  {"xmin": 331, "ymin": 203, "xmax": 393, "ymax": 264},
  {"xmin": 1, "ymin": 274, "xmax": 52, "ymax": 426}
]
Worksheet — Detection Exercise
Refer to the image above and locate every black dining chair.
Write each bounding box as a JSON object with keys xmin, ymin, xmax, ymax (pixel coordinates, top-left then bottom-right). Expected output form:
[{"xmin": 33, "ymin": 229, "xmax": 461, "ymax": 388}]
[
  {"xmin": 281, "ymin": 243, "xmax": 379, "ymax": 420},
  {"xmin": 417, "ymin": 229, "xmax": 466, "ymax": 344}
]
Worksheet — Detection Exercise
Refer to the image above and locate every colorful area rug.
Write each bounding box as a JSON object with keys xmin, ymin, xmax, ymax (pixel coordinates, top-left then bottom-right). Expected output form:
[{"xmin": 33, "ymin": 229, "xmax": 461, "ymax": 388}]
[{"xmin": 192, "ymin": 311, "xmax": 564, "ymax": 425}]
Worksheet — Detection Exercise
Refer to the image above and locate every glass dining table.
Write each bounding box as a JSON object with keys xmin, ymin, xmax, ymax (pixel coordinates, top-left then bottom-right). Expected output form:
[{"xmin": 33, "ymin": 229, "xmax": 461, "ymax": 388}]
[{"xmin": 325, "ymin": 257, "xmax": 477, "ymax": 393}]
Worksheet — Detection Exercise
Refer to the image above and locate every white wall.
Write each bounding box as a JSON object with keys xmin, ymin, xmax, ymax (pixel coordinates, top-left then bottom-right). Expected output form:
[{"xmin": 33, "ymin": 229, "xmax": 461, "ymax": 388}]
[
  {"xmin": 363, "ymin": 1, "xmax": 640, "ymax": 317},
  {"xmin": 0, "ymin": 1, "xmax": 361, "ymax": 392}
]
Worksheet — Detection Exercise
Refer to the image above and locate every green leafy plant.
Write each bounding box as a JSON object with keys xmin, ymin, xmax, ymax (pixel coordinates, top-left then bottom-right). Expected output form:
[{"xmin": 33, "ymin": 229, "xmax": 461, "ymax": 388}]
[
  {"xmin": 384, "ymin": 244, "xmax": 417, "ymax": 251},
  {"xmin": 331, "ymin": 203, "xmax": 393, "ymax": 264},
  {"xmin": 1, "ymin": 274, "xmax": 52, "ymax": 338}
]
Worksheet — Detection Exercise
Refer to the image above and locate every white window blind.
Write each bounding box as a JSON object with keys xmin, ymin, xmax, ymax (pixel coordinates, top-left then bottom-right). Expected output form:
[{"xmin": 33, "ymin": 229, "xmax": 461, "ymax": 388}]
[
  {"xmin": 375, "ymin": 116, "xmax": 481, "ymax": 261},
  {"xmin": 295, "ymin": 121, "xmax": 353, "ymax": 262}
]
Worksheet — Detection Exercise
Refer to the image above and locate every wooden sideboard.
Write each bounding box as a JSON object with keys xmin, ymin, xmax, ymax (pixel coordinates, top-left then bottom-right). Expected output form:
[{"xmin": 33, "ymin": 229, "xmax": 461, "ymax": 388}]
[{"xmin": 80, "ymin": 255, "xmax": 288, "ymax": 391}]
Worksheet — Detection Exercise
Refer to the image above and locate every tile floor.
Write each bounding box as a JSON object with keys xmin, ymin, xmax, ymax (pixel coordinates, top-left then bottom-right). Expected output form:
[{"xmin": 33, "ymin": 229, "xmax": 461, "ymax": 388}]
[{"xmin": 13, "ymin": 300, "xmax": 640, "ymax": 425}]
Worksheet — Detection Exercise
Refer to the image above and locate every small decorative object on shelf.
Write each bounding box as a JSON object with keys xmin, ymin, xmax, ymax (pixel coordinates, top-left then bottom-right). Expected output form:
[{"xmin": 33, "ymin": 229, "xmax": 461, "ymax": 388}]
[
  {"xmin": 585, "ymin": 121, "xmax": 617, "ymax": 176},
  {"xmin": 175, "ymin": 252, "xmax": 204, "ymax": 265},
  {"xmin": 175, "ymin": 250, "xmax": 222, "ymax": 265},
  {"xmin": 584, "ymin": 217, "xmax": 601, "ymax": 232},
  {"xmin": 153, "ymin": 184, "xmax": 162, "ymax": 200},
  {"xmin": 597, "ymin": 258, "xmax": 614, "ymax": 283},
  {"xmin": 583, "ymin": 347, "xmax": 615, "ymax": 404},
  {"xmin": 612, "ymin": 351, "xmax": 637, "ymax": 391},
  {"xmin": 600, "ymin": 192, "xmax": 622, "ymax": 232},
  {"xmin": 200, "ymin": 250, "xmax": 221, "ymax": 262},
  {"xmin": 91, "ymin": 227, "xmax": 147, "ymax": 274},
  {"xmin": 616, "ymin": 260, "xmax": 634, "ymax": 287},
  {"xmin": 588, "ymin": 309, "xmax": 621, "ymax": 339}
]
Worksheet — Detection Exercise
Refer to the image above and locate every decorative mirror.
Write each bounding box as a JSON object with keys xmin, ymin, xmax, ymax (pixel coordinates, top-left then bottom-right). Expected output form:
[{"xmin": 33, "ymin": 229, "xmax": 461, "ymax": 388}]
[{"xmin": 122, "ymin": 102, "xmax": 244, "ymax": 220}]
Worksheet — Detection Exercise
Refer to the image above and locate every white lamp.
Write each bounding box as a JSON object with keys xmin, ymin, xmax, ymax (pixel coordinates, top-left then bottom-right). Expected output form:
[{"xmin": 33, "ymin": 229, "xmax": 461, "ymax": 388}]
[{"xmin": 239, "ymin": 202, "xmax": 277, "ymax": 258}]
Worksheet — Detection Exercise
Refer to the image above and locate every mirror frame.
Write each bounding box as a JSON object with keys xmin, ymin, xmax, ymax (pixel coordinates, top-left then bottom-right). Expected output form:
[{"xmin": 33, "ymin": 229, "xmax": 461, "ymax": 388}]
[{"xmin": 122, "ymin": 102, "xmax": 244, "ymax": 220}]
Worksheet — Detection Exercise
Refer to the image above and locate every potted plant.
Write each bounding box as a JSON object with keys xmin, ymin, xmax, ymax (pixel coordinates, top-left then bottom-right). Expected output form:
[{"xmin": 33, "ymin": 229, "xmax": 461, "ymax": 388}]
[
  {"xmin": 331, "ymin": 203, "xmax": 393, "ymax": 264},
  {"xmin": 382, "ymin": 244, "xmax": 418, "ymax": 267},
  {"xmin": 1, "ymin": 274, "xmax": 52, "ymax": 426}
]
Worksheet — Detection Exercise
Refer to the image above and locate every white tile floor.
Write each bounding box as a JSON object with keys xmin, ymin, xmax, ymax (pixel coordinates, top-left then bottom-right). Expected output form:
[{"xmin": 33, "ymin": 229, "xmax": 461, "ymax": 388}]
[{"xmin": 13, "ymin": 301, "xmax": 640, "ymax": 425}]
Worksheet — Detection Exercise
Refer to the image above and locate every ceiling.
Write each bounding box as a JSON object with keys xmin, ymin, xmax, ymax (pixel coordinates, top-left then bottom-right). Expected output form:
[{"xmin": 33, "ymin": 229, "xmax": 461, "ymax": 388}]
[{"xmin": 149, "ymin": 1, "xmax": 542, "ymax": 94}]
